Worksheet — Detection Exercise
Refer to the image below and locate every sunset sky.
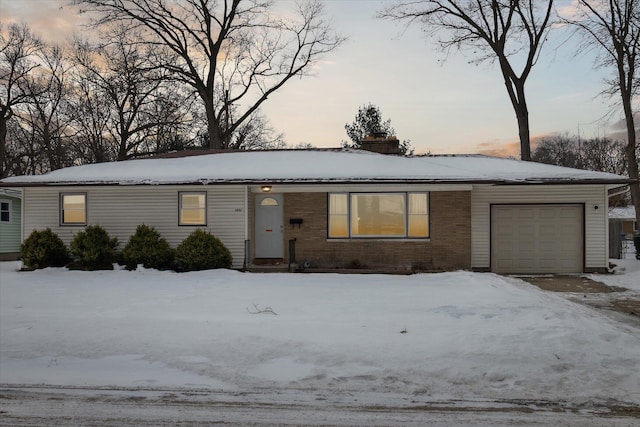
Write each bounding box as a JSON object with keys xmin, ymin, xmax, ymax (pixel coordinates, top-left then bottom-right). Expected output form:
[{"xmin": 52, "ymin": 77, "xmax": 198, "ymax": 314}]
[{"xmin": 1, "ymin": 0, "xmax": 624, "ymax": 156}]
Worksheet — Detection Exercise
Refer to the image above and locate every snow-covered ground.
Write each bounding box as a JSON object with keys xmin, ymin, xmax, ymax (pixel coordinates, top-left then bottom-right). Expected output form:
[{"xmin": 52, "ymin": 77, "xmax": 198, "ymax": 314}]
[
  {"xmin": 1, "ymin": 261, "xmax": 639, "ymax": 424},
  {"xmin": 594, "ymin": 240, "xmax": 640, "ymax": 291}
]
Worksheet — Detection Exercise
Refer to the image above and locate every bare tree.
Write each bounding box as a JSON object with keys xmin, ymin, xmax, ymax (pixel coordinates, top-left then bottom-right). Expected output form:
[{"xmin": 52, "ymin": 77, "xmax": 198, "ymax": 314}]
[
  {"xmin": 564, "ymin": 0, "xmax": 640, "ymax": 228},
  {"xmin": 0, "ymin": 23, "xmax": 45, "ymax": 177},
  {"xmin": 581, "ymin": 136, "xmax": 629, "ymax": 175},
  {"xmin": 4, "ymin": 112, "xmax": 44, "ymax": 175},
  {"xmin": 531, "ymin": 134, "xmax": 583, "ymax": 168},
  {"xmin": 75, "ymin": 0, "xmax": 344, "ymax": 150},
  {"xmin": 71, "ymin": 27, "xmax": 187, "ymax": 160},
  {"xmin": 65, "ymin": 73, "xmax": 115, "ymax": 164},
  {"xmin": 380, "ymin": 0, "xmax": 554, "ymax": 161},
  {"xmin": 532, "ymin": 133, "xmax": 627, "ymax": 174},
  {"xmin": 227, "ymin": 110, "xmax": 286, "ymax": 150},
  {"xmin": 18, "ymin": 45, "xmax": 73, "ymax": 171}
]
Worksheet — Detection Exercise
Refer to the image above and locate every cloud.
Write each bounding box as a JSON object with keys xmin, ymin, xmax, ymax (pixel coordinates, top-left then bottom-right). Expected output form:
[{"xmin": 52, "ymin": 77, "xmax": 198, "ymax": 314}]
[
  {"xmin": 0, "ymin": 0, "xmax": 88, "ymax": 44},
  {"xmin": 475, "ymin": 133, "xmax": 555, "ymax": 159}
]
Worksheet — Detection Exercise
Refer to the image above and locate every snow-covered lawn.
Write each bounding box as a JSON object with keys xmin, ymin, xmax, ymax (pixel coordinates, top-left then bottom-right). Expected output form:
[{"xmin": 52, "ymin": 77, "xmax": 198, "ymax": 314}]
[{"xmin": 1, "ymin": 261, "xmax": 639, "ymax": 410}]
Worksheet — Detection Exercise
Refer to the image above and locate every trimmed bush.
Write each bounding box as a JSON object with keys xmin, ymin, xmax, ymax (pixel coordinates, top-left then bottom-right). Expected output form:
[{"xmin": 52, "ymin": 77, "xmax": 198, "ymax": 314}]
[
  {"xmin": 121, "ymin": 224, "xmax": 174, "ymax": 270},
  {"xmin": 20, "ymin": 228, "xmax": 70, "ymax": 269},
  {"xmin": 175, "ymin": 229, "xmax": 232, "ymax": 271},
  {"xmin": 70, "ymin": 225, "xmax": 119, "ymax": 270}
]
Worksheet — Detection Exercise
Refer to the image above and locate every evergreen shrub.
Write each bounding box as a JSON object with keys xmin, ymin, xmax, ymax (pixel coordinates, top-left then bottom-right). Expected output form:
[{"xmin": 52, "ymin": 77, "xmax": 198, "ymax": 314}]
[
  {"xmin": 20, "ymin": 228, "xmax": 70, "ymax": 269},
  {"xmin": 70, "ymin": 225, "xmax": 118, "ymax": 270},
  {"xmin": 121, "ymin": 224, "xmax": 174, "ymax": 270},
  {"xmin": 175, "ymin": 229, "xmax": 232, "ymax": 271}
]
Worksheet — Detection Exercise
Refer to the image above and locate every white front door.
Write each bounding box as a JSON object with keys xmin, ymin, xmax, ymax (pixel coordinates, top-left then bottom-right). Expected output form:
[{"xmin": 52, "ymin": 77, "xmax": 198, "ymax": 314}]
[{"xmin": 255, "ymin": 194, "xmax": 284, "ymax": 258}]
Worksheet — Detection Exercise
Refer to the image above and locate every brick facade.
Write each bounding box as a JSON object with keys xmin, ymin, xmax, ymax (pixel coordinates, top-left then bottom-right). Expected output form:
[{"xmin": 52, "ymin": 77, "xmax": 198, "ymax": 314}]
[{"xmin": 254, "ymin": 191, "xmax": 471, "ymax": 271}]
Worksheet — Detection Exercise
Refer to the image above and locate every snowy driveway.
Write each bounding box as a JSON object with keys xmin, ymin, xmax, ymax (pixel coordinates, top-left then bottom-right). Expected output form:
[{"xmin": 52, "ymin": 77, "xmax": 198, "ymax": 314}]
[{"xmin": 1, "ymin": 261, "xmax": 639, "ymax": 425}]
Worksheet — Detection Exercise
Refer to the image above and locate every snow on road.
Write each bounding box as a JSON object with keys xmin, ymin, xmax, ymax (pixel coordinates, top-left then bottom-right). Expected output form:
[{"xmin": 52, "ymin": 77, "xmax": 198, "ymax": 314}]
[{"xmin": 1, "ymin": 261, "xmax": 639, "ymax": 418}]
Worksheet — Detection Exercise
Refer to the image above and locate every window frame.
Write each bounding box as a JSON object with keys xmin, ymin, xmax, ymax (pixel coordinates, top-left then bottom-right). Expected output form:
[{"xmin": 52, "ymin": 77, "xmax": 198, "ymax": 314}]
[
  {"xmin": 0, "ymin": 199, "xmax": 11, "ymax": 223},
  {"xmin": 179, "ymin": 191, "xmax": 207, "ymax": 226},
  {"xmin": 59, "ymin": 192, "xmax": 87, "ymax": 226},
  {"xmin": 328, "ymin": 192, "xmax": 429, "ymax": 239},
  {"xmin": 328, "ymin": 193, "xmax": 349, "ymax": 238}
]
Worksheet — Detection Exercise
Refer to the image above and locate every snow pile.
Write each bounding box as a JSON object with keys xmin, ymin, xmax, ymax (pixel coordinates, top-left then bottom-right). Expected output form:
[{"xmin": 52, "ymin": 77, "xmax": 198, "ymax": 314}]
[
  {"xmin": 1, "ymin": 262, "xmax": 639, "ymax": 406},
  {"xmin": 0, "ymin": 150, "xmax": 628, "ymax": 185}
]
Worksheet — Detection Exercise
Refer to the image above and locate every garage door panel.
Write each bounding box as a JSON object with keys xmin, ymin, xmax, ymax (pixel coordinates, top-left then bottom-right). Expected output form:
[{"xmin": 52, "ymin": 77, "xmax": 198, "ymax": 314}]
[{"xmin": 491, "ymin": 204, "xmax": 583, "ymax": 274}]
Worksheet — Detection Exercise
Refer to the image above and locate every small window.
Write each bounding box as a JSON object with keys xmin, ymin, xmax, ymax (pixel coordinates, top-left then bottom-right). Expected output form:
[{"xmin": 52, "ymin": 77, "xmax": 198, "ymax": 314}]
[
  {"xmin": 0, "ymin": 200, "xmax": 11, "ymax": 223},
  {"xmin": 180, "ymin": 192, "xmax": 206, "ymax": 225},
  {"xmin": 260, "ymin": 197, "xmax": 279, "ymax": 206},
  {"xmin": 60, "ymin": 193, "xmax": 87, "ymax": 225}
]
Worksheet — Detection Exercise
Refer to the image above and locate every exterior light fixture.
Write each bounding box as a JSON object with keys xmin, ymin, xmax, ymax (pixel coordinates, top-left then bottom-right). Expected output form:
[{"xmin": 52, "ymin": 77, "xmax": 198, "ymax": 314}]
[{"xmin": 261, "ymin": 185, "xmax": 272, "ymax": 192}]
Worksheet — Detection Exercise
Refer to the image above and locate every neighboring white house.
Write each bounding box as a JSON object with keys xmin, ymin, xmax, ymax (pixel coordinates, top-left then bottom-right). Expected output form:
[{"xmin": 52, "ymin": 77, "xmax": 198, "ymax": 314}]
[
  {"xmin": 609, "ymin": 205, "xmax": 637, "ymax": 239},
  {"xmin": 0, "ymin": 148, "xmax": 631, "ymax": 274}
]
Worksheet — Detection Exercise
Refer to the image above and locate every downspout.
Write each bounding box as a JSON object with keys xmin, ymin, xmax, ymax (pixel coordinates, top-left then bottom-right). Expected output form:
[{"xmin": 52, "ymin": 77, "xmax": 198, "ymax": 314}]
[
  {"xmin": 244, "ymin": 186, "xmax": 248, "ymax": 241},
  {"xmin": 608, "ymin": 185, "xmax": 630, "ymax": 199},
  {"xmin": 604, "ymin": 190, "xmax": 610, "ymax": 267},
  {"xmin": 243, "ymin": 186, "xmax": 249, "ymax": 270},
  {"xmin": 20, "ymin": 188, "xmax": 24, "ymax": 267}
]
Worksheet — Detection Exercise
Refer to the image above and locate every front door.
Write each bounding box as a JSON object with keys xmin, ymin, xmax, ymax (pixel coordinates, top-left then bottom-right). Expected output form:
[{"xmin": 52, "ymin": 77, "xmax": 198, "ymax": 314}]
[{"xmin": 255, "ymin": 194, "xmax": 284, "ymax": 258}]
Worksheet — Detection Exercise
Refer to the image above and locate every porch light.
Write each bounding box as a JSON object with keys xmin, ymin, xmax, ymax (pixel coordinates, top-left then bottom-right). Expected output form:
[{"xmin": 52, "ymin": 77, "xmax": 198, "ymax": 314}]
[{"xmin": 261, "ymin": 185, "xmax": 272, "ymax": 193}]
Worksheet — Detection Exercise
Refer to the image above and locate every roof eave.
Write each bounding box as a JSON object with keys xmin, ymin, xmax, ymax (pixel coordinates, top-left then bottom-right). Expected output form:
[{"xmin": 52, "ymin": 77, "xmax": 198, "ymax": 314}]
[{"xmin": 0, "ymin": 177, "xmax": 633, "ymax": 187}]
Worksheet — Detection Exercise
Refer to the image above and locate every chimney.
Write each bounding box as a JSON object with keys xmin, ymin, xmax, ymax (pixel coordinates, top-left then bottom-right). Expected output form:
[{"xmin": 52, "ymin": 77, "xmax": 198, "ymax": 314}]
[{"xmin": 359, "ymin": 131, "xmax": 402, "ymax": 155}]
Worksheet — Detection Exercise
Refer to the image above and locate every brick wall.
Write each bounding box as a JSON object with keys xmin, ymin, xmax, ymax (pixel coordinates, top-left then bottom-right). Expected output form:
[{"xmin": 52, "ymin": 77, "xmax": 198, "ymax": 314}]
[{"xmin": 276, "ymin": 191, "xmax": 471, "ymax": 271}]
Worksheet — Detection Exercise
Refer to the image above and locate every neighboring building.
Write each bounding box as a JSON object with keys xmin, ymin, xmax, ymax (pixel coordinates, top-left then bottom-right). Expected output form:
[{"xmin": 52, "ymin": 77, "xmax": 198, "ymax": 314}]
[
  {"xmin": 0, "ymin": 188, "xmax": 22, "ymax": 261},
  {"xmin": 609, "ymin": 205, "xmax": 637, "ymax": 239},
  {"xmin": 0, "ymin": 147, "xmax": 631, "ymax": 274}
]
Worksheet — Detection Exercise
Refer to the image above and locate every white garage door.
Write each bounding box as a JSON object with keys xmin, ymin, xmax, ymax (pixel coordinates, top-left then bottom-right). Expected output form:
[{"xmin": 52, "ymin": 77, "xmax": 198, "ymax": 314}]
[{"xmin": 491, "ymin": 204, "xmax": 584, "ymax": 274}]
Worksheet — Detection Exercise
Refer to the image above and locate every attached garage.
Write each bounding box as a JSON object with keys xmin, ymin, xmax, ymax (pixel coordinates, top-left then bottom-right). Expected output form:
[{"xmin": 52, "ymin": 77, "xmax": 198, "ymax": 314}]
[{"xmin": 491, "ymin": 204, "xmax": 584, "ymax": 274}]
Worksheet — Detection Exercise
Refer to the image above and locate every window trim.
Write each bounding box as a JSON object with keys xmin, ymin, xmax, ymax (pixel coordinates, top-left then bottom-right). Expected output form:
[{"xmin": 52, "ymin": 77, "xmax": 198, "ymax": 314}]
[
  {"xmin": 179, "ymin": 191, "xmax": 207, "ymax": 226},
  {"xmin": 328, "ymin": 192, "xmax": 429, "ymax": 239},
  {"xmin": 0, "ymin": 199, "xmax": 11, "ymax": 224},
  {"xmin": 260, "ymin": 197, "xmax": 279, "ymax": 206},
  {"xmin": 59, "ymin": 192, "xmax": 87, "ymax": 226}
]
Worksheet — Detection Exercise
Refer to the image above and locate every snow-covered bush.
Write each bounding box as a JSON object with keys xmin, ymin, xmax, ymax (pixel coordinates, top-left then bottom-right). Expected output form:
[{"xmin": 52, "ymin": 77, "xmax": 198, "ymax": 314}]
[
  {"xmin": 121, "ymin": 224, "xmax": 174, "ymax": 270},
  {"xmin": 175, "ymin": 229, "xmax": 232, "ymax": 271},
  {"xmin": 20, "ymin": 228, "xmax": 70, "ymax": 269},
  {"xmin": 70, "ymin": 225, "xmax": 119, "ymax": 270}
]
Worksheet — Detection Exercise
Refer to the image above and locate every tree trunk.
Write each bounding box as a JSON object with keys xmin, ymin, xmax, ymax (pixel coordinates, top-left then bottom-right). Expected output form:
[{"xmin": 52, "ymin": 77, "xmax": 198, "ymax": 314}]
[
  {"xmin": 514, "ymin": 83, "xmax": 531, "ymax": 161},
  {"xmin": 117, "ymin": 143, "xmax": 128, "ymax": 161},
  {"xmin": 516, "ymin": 110, "xmax": 531, "ymax": 161},
  {"xmin": 622, "ymin": 98, "xmax": 640, "ymax": 230},
  {"xmin": 204, "ymin": 96, "xmax": 223, "ymax": 150},
  {"xmin": 0, "ymin": 115, "xmax": 7, "ymax": 178}
]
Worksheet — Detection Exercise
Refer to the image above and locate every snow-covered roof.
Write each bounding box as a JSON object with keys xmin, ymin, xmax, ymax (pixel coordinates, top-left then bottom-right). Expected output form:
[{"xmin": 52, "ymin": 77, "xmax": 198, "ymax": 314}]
[
  {"xmin": 0, "ymin": 150, "xmax": 631, "ymax": 186},
  {"xmin": 609, "ymin": 205, "xmax": 636, "ymax": 220}
]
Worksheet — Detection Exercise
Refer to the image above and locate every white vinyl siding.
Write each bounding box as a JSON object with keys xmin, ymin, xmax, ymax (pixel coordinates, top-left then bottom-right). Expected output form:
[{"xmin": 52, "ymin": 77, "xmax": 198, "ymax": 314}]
[
  {"xmin": 471, "ymin": 184, "xmax": 608, "ymax": 272},
  {"xmin": 22, "ymin": 185, "xmax": 246, "ymax": 268}
]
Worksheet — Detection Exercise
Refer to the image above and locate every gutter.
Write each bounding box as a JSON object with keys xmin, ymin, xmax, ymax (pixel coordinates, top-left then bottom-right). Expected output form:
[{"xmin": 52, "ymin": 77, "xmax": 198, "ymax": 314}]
[{"xmin": 0, "ymin": 177, "xmax": 634, "ymax": 188}]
